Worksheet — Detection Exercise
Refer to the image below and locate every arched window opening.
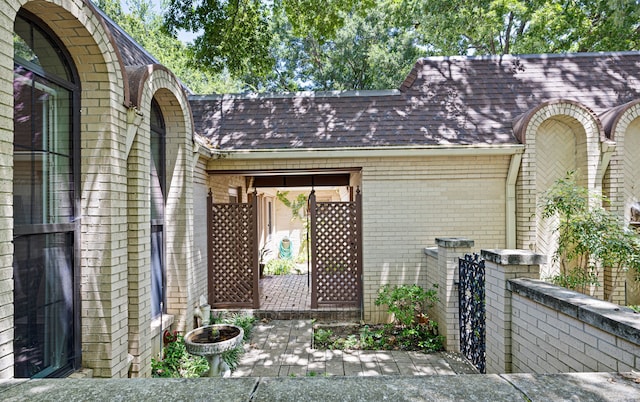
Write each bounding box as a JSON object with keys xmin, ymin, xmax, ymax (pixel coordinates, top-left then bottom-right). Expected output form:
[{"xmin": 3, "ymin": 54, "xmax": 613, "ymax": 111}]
[
  {"xmin": 13, "ymin": 11, "xmax": 80, "ymax": 378},
  {"xmin": 150, "ymin": 99, "xmax": 166, "ymax": 318}
]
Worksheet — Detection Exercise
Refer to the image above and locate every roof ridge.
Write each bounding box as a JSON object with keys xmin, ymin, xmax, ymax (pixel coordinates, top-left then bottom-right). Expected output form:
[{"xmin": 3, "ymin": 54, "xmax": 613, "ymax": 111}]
[
  {"xmin": 415, "ymin": 50, "xmax": 640, "ymax": 64},
  {"xmin": 189, "ymin": 89, "xmax": 402, "ymax": 101}
]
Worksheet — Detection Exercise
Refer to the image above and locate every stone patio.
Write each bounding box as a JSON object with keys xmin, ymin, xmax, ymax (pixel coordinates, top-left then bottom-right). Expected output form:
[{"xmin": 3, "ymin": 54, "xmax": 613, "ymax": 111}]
[{"xmin": 232, "ymin": 319, "xmax": 477, "ymax": 377}]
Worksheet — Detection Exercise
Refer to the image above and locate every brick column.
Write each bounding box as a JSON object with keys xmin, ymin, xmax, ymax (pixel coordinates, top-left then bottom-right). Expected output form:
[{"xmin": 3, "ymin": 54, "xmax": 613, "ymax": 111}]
[
  {"xmin": 482, "ymin": 249, "xmax": 545, "ymax": 374},
  {"xmin": 435, "ymin": 238, "xmax": 474, "ymax": 352}
]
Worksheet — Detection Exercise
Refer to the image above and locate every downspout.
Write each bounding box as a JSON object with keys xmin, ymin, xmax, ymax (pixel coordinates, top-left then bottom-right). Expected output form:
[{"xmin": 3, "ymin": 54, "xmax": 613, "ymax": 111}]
[
  {"xmin": 506, "ymin": 151, "xmax": 523, "ymax": 249},
  {"xmin": 126, "ymin": 107, "xmax": 143, "ymax": 158},
  {"xmin": 596, "ymin": 141, "xmax": 616, "ymax": 195}
]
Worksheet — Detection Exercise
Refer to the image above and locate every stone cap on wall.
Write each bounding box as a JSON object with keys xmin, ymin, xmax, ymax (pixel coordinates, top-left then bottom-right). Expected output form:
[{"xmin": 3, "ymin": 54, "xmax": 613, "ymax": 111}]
[
  {"xmin": 423, "ymin": 247, "xmax": 438, "ymax": 258},
  {"xmin": 482, "ymin": 249, "xmax": 546, "ymax": 266},
  {"xmin": 435, "ymin": 238, "xmax": 475, "ymax": 248},
  {"xmin": 508, "ymin": 278, "xmax": 640, "ymax": 346}
]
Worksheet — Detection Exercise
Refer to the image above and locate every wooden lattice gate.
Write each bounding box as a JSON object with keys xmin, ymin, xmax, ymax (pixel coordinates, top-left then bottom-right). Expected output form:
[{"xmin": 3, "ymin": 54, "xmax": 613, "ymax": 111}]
[
  {"xmin": 310, "ymin": 189, "xmax": 363, "ymax": 308},
  {"xmin": 207, "ymin": 191, "xmax": 259, "ymax": 309}
]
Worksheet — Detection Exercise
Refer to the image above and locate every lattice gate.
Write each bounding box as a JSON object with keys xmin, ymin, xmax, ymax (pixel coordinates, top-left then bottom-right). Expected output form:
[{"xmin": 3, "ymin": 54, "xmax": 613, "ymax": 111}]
[
  {"xmin": 310, "ymin": 189, "xmax": 363, "ymax": 308},
  {"xmin": 458, "ymin": 253, "xmax": 486, "ymax": 373},
  {"xmin": 207, "ymin": 191, "xmax": 259, "ymax": 309}
]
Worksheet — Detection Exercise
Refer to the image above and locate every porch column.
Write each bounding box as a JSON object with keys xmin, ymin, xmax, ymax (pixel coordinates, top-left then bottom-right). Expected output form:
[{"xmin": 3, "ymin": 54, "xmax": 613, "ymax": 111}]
[
  {"xmin": 435, "ymin": 237, "xmax": 474, "ymax": 352},
  {"xmin": 482, "ymin": 249, "xmax": 545, "ymax": 374}
]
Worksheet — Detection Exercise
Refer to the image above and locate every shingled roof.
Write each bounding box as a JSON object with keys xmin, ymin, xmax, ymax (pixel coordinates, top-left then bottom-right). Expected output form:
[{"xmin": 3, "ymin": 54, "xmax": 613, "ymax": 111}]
[{"xmin": 190, "ymin": 52, "xmax": 640, "ymax": 151}]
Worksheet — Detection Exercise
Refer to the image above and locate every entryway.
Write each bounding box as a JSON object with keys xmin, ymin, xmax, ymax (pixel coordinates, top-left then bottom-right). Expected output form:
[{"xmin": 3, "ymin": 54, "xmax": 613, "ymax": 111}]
[{"xmin": 206, "ymin": 169, "xmax": 363, "ymax": 319}]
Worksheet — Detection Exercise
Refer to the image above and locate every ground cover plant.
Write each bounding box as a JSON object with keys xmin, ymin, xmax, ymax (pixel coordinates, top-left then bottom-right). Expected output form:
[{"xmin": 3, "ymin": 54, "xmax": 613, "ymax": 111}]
[
  {"xmin": 151, "ymin": 313, "xmax": 255, "ymax": 378},
  {"xmin": 313, "ymin": 284, "xmax": 444, "ymax": 352}
]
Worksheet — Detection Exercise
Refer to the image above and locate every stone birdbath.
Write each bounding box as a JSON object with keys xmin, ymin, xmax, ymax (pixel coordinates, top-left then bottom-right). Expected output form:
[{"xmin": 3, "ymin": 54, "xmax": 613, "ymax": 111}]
[{"xmin": 184, "ymin": 324, "xmax": 244, "ymax": 377}]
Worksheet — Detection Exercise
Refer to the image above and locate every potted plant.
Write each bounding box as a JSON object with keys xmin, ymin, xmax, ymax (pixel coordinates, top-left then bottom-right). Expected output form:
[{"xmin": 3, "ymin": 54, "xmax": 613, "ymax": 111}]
[{"xmin": 259, "ymin": 245, "xmax": 271, "ymax": 278}]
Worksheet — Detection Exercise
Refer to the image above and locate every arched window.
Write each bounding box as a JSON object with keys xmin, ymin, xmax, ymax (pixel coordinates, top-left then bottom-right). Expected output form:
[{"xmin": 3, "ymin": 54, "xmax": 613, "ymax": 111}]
[
  {"xmin": 150, "ymin": 99, "xmax": 166, "ymax": 318},
  {"xmin": 13, "ymin": 10, "xmax": 80, "ymax": 378}
]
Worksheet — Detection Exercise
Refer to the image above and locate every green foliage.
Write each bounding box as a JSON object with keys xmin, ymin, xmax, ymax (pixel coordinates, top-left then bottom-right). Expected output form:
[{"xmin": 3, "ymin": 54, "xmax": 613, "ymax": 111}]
[
  {"xmin": 151, "ymin": 333, "xmax": 209, "ymax": 378},
  {"xmin": 540, "ymin": 172, "xmax": 640, "ymax": 298},
  {"xmin": 152, "ymin": 314, "xmax": 255, "ymax": 377},
  {"xmin": 415, "ymin": 0, "xmax": 640, "ymax": 56},
  {"xmin": 313, "ymin": 284, "xmax": 444, "ymax": 353},
  {"xmin": 313, "ymin": 328, "xmax": 334, "ymax": 346},
  {"xmin": 211, "ymin": 313, "xmax": 256, "ymax": 342},
  {"xmin": 95, "ymin": 0, "xmax": 243, "ymax": 93},
  {"xmin": 374, "ymin": 284, "xmax": 439, "ymax": 327},
  {"xmin": 629, "ymin": 305, "xmax": 640, "ymax": 313},
  {"xmin": 209, "ymin": 313, "xmax": 256, "ymax": 370},
  {"xmin": 101, "ymin": 0, "xmax": 640, "ymax": 92},
  {"xmin": 264, "ymin": 258, "xmax": 296, "ymax": 275},
  {"xmin": 313, "ymin": 322, "xmax": 443, "ymax": 352}
]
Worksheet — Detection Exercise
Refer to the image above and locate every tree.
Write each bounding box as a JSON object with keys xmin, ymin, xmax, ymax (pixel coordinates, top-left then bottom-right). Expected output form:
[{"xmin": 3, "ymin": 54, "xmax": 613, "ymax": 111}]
[
  {"xmin": 164, "ymin": 0, "xmax": 376, "ymax": 80},
  {"xmin": 95, "ymin": 0, "xmax": 243, "ymax": 93},
  {"xmin": 102, "ymin": 0, "xmax": 640, "ymax": 91},
  {"xmin": 540, "ymin": 172, "xmax": 640, "ymax": 301},
  {"xmin": 163, "ymin": 0, "xmax": 640, "ymax": 91},
  {"xmin": 415, "ymin": 0, "xmax": 640, "ymax": 56}
]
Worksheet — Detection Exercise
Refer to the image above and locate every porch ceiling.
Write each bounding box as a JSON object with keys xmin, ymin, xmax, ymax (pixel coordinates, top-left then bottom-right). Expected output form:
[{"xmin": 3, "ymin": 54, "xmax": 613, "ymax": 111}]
[{"xmin": 207, "ymin": 168, "xmax": 359, "ymax": 188}]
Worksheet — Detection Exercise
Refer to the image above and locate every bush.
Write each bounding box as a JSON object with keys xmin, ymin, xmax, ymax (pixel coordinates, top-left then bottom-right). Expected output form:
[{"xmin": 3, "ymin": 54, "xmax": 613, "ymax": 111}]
[
  {"xmin": 151, "ymin": 332, "xmax": 208, "ymax": 378},
  {"xmin": 540, "ymin": 172, "xmax": 640, "ymax": 298},
  {"xmin": 264, "ymin": 258, "xmax": 296, "ymax": 275},
  {"xmin": 374, "ymin": 284, "xmax": 439, "ymax": 327}
]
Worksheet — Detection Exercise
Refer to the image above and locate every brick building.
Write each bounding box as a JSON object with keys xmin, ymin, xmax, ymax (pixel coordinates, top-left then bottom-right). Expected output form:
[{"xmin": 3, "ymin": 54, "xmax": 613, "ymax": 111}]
[{"xmin": 0, "ymin": 0, "xmax": 638, "ymax": 379}]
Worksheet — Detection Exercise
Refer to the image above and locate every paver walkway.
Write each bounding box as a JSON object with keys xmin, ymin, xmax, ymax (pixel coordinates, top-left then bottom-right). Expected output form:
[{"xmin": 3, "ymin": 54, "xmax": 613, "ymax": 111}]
[
  {"xmin": 232, "ymin": 320, "xmax": 477, "ymax": 377},
  {"xmin": 257, "ymin": 274, "xmax": 360, "ymax": 320}
]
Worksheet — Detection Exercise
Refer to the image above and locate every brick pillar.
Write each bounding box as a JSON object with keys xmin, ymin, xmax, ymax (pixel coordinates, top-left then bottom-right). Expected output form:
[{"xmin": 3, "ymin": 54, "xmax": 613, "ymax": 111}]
[
  {"xmin": 435, "ymin": 238, "xmax": 475, "ymax": 352},
  {"xmin": 482, "ymin": 249, "xmax": 545, "ymax": 374}
]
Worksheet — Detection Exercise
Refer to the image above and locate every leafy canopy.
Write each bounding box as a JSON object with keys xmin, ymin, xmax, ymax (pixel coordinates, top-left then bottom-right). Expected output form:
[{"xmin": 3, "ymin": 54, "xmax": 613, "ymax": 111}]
[
  {"xmin": 95, "ymin": 0, "xmax": 243, "ymax": 93},
  {"xmin": 102, "ymin": 1, "xmax": 640, "ymax": 91}
]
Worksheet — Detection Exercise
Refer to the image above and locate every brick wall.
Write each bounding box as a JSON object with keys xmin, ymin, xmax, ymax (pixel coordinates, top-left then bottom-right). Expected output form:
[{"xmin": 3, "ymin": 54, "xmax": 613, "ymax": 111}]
[
  {"xmin": 207, "ymin": 154, "xmax": 511, "ymax": 321},
  {"xmin": 0, "ymin": 1, "xmax": 198, "ymax": 378},
  {"xmin": 516, "ymin": 102, "xmax": 602, "ymax": 255},
  {"xmin": 509, "ymin": 279, "xmax": 640, "ymax": 373}
]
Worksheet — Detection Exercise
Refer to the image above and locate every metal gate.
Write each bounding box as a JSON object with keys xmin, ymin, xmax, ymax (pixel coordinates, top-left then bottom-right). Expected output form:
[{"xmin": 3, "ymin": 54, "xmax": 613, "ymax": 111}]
[
  {"xmin": 458, "ymin": 253, "xmax": 486, "ymax": 373},
  {"xmin": 310, "ymin": 189, "xmax": 363, "ymax": 308},
  {"xmin": 207, "ymin": 191, "xmax": 259, "ymax": 309}
]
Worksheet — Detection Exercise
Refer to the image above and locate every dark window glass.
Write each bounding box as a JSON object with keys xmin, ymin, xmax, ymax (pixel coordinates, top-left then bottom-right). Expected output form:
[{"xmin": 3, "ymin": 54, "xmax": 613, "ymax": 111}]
[
  {"xmin": 13, "ymin": 11, "xmax": 79, "ymax": 378},
  {"xmin": 150, "ymin": 99, "xmax": 165, "ymax": 318},
  {"xmin": 13, "ymin": 233, "xmax": 74, "ymax": 378}
]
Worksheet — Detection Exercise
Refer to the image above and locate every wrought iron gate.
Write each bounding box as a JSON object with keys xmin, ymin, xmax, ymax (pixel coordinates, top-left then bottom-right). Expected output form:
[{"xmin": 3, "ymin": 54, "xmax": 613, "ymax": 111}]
[
  {"xmin": 207, "ymin": 191, "xmax": 259, "ymax": 309},
  {"xmin": 310, "ymin": 189, "xmax": 363, "ymax": 308},
  {"xmin": 458, "ymin": 253, "xmax": 486, "ymax": 373}
]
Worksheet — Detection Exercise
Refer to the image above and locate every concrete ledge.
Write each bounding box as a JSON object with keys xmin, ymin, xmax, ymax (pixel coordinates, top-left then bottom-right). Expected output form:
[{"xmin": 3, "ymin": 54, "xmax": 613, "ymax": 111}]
[
  {"xmin": 482, "ymin": 249, "xmax": 546, "ymax": 265},
  {"xmin": 1, "ymin": 372, "xmax": 639, "ymax": 401},
  {"xmin": 423, "ymin": 247, "xmax": 437, "ymax": 258},
  {"xmin": 508, "ymin": 278, "xmax": 640, "ymax": 345},
  {"xmin": 435, "ymin": 237, "xmax": 474, "ymax": 248}
]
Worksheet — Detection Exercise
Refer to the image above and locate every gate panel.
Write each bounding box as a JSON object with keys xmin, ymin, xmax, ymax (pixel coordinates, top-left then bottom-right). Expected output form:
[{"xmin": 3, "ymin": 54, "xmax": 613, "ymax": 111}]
[
  {"xmin": 207, "ymin": 191, "xmax": 259, "ymax": 309},
  {"xmin": 458, "ymin": 253, "xmax": 486, "ymax": 373},
  {"xmin": 310, "ymin": 190, "xmax": 362, "ymax": 308}
]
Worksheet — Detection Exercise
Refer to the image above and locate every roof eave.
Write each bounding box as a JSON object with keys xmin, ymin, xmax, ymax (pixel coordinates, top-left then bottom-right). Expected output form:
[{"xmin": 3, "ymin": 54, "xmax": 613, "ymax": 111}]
[{"xmin": 209, "ymin": 144, "xmax": 525, "ymax": 160}]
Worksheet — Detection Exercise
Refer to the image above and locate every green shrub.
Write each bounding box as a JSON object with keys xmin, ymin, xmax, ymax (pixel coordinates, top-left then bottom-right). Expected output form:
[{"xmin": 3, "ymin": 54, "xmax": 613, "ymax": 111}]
[
  {"xmin": 264, "ymin": 258, "xmax": 295, "ymax": 275},
  {"xmin": 540, "ymin": 172, "xmax": 640, "ymax": 298},
  {"xmin": 151, "ymin": 333, "xmax": 208, "ymax": 378},
  {"xmin": 374, "ymin": 284, "xmax": 439, "ymax": 327}
]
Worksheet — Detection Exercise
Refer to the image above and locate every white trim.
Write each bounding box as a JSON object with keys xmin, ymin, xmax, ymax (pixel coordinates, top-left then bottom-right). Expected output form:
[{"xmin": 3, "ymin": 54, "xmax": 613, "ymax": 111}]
[
  {"xmin": 212, "ymin": 144, "xmax": 525, "ymax": 160},
  {"xmin": 506, "ymin": 151, "xmax": 524, "ymax": 248}
]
